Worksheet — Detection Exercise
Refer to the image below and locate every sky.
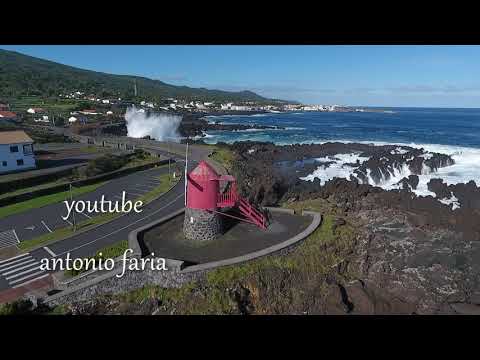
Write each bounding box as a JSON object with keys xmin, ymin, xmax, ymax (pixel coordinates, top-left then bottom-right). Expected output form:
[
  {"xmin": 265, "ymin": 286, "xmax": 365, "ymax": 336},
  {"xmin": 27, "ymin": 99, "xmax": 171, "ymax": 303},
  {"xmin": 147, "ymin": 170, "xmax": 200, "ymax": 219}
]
[{"xmin": 2, "ymin": 45, "xmax": 480, "ymax": 107}]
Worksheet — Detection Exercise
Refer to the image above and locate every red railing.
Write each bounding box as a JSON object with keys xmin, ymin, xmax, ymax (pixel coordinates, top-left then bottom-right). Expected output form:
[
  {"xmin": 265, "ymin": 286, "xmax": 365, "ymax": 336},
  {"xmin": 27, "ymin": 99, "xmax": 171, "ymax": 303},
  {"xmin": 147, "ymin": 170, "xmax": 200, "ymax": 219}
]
[
  {"xmin": 215, "ymin": 181, "xmax": 267, "ymax": 230},
  {"xmin": 217, "ymin": 182, "xmax": 239, "ymax": 207},
  {"xmin": 238, "ymin": 198, "xmax": 266, "ymax": 229}
]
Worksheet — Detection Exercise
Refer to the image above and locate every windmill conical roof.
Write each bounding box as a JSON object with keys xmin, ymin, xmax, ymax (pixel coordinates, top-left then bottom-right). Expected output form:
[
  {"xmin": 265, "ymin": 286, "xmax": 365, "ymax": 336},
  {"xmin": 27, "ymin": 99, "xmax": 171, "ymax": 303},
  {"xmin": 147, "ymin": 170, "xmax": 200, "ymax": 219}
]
[{"xmin": 189, "ymin": 160, "xmax": 220, "ymax": 179}]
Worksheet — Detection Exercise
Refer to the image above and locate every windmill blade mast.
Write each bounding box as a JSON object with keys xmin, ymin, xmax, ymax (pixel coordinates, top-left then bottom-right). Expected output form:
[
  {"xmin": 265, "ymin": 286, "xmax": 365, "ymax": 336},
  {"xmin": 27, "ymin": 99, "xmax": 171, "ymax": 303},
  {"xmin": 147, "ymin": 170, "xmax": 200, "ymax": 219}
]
[{"xmin": 184, "ymin": 141, "xmax": 188, "ymax": 206}]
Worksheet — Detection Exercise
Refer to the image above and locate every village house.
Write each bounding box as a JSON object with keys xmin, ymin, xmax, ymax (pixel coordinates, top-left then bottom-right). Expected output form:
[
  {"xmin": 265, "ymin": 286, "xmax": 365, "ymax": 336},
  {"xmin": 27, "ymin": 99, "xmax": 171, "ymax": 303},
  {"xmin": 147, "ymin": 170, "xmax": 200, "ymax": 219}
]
[
  {"xmin": 27, "ymin": 107, "xmax": 45, "ymax": 114},
  {"xmin": 0, "ymin": 130, "xmax": 36, "ymax": 174},
  {"xmin": 0, "ymin": 111, "xmax": 18, "ymax": 121},
  {"xmin": 79, "ymin": 109, "xmax": 99, "ymax": 115}
]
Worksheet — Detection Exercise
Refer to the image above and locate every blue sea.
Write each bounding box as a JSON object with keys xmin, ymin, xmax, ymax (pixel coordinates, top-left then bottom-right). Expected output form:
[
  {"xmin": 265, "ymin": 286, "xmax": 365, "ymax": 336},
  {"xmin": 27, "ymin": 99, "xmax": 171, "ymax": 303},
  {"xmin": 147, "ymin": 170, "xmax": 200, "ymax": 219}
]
[
  {"xmin": 200, "ymin": 108, "xmax": 480, "ymax": 200},
  {"xmin": 202, "ymin": 108, "xmax": 480, "ymax": 148}
]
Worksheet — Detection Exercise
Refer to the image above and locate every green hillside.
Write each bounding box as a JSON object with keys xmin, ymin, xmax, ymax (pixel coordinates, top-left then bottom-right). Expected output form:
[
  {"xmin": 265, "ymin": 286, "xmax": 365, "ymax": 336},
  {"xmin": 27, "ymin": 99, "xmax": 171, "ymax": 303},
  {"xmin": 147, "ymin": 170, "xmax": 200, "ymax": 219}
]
[{"xmin": 0, "ymin": 49, "xmax": 278, "ymax": 103}]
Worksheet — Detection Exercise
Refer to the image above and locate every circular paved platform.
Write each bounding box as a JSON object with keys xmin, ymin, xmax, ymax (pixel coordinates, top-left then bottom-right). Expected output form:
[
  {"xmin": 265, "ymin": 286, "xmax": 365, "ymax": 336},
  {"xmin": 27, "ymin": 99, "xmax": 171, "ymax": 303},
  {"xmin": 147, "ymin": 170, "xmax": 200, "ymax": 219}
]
[{"xmin": 140, "ymin": 210, "xmax": 312, "ymax": 265}]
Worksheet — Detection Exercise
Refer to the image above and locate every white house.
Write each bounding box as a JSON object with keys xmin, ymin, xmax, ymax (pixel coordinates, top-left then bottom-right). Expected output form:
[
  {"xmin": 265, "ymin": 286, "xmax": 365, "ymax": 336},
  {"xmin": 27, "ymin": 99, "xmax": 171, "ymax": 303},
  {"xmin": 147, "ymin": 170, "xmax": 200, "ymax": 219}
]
[
  {"xmin": 27, "ymin": 108, "xmax": 45, "ymax": 114},
  {"xmin": 0, "ymin": 131, "xmax": 36, "ymax": 174}
]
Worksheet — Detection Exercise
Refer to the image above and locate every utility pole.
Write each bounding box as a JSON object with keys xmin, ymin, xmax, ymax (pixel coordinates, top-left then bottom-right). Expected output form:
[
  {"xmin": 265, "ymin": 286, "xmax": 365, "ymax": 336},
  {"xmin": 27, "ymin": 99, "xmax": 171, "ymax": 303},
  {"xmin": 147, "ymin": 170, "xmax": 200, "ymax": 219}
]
[
  {"xmin": 70, "ymin": 184, "xmax": 77, "ymax": 232},
  {"xmin": 134, "ymin": 79, "xmax": 137, "ymax": 97},
  {"xmin": 167, "ymin": 138, "xmax": 171, "ymax": 180},
  {"xmin": 184, "ymin": 140, "xmax": 188, "ymax": 207}
]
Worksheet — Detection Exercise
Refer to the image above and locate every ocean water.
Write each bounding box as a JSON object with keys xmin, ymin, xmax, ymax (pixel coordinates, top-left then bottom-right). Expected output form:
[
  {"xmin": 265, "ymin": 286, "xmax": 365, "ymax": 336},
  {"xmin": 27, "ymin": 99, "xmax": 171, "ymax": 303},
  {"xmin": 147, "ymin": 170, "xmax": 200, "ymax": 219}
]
[{"xmin": 202, "ymin": 108, "xmax": 480, "ymax": 201}]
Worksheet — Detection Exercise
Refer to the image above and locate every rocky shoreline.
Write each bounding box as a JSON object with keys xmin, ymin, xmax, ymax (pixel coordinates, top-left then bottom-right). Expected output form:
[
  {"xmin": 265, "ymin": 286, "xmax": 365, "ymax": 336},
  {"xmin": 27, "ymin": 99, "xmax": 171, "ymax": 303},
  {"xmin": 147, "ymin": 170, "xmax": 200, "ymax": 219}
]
[{"xmin": 220, "ymin": 141, "xmax": 480, "ymax": 314}]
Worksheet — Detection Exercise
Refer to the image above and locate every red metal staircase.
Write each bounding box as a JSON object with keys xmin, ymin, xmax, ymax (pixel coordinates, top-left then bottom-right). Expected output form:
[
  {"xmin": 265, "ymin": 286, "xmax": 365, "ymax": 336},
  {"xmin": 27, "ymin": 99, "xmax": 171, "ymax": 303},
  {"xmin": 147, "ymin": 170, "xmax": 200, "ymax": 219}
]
[
  {"xmin": 237, "ymin": 197, "xmax": 267, "ymax": 229},
  {"xmin": 216, "ymin": 182, "xmax": 267, "ymax": 230}
]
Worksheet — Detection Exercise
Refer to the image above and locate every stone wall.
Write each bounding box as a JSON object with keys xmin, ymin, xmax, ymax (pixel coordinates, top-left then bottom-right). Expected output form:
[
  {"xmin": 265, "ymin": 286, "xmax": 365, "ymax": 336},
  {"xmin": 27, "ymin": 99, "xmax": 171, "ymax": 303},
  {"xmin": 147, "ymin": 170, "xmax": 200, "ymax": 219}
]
[{"xmin": 183, "ymin": 208, "xmax": 222, "ymax": 242}]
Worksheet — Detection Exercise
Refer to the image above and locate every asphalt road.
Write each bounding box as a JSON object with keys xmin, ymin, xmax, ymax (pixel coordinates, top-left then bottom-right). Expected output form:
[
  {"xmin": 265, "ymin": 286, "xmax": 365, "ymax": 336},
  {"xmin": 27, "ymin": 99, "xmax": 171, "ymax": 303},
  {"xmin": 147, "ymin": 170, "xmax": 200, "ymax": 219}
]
[
  {"xmin": 0, "ymin": 165, "xmax": 177, "ymax": 244},
  {"xmin": 0, "ymin": 143, "xmax": 209, "ymax": 292}
]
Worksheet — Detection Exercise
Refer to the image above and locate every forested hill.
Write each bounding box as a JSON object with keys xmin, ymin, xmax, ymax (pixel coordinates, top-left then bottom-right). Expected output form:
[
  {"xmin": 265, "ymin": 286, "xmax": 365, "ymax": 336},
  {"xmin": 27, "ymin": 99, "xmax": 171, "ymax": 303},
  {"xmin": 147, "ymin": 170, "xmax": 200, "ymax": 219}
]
[{"xmin": 0, "ymin": 49, "xmax": 278, "ymax": 103}]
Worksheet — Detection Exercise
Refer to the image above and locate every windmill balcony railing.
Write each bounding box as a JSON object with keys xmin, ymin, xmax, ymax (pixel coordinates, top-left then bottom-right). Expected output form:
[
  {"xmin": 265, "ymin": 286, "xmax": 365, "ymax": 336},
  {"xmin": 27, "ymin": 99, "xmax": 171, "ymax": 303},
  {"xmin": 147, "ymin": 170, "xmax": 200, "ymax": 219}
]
[{"xmin": 217, "ymin": 184, "xmax": 239, "ymax": 207}]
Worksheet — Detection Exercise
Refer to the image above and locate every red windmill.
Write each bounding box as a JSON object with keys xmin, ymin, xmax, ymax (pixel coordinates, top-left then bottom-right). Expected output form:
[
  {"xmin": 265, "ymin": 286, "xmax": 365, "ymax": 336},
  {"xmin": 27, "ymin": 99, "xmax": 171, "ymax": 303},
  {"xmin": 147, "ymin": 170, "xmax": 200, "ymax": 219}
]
[{"xmin": 183, "ymin": 160, "xmax": 266, "ymax": 242}]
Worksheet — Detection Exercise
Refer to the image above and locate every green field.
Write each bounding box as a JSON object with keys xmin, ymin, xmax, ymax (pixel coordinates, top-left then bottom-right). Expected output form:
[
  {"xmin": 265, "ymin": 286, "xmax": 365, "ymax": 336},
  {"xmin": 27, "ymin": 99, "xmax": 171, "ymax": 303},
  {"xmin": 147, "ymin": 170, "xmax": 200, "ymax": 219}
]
[
  {"xmin": 208, "ymin": 146, "xmax": 235, "ymax": 172},
  {"xmin": 6, "ymin": 95, "xmax": 81, "ymax": 114}
]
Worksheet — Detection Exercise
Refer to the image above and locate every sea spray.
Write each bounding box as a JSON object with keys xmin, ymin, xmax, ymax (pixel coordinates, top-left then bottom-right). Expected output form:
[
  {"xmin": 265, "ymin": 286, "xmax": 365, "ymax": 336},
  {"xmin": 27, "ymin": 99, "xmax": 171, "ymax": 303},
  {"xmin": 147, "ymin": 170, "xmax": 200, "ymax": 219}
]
[{"xmin": 125, "ymin": 106, "xmax": 182, "ymax": 141}]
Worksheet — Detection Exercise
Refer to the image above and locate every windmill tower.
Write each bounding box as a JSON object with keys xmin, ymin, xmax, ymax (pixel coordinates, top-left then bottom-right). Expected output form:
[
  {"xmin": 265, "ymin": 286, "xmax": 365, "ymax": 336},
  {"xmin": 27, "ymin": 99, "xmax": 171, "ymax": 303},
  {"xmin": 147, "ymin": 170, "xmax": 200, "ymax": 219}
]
[{"xmin": 183, "ymin": 161, "xmax": 267, "ymax": 242}]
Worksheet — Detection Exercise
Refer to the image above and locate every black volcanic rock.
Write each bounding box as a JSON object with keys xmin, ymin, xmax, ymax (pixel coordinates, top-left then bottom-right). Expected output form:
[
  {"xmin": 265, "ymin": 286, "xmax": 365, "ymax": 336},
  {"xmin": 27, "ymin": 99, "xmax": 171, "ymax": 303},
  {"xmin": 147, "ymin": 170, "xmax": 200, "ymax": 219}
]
[
  {"xmin": 425, "ymin": 153, "xmax": 455, "ymax": 172},
  {"xmin": 428, "ymin": 179, "xmax": 451, "ymax": 199},
  {"xmin": 398, "ymin": 175, "xmax": 420, "ymax": 190},
  {"xmin": 226, "ymin": 141, "xmax": 456, "ymax": 207},
  {"xmin": 447, "ymin": 181, "xmax": 480, "ymax": 210}
]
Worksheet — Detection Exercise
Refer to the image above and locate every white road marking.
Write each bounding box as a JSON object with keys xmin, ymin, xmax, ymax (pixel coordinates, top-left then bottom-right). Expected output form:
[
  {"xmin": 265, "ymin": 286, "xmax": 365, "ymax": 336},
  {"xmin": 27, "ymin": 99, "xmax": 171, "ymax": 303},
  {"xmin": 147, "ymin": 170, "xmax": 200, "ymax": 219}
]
[
  {"xmin": 0, "ymin": 229, "xmax": 19, "ymax": 249},
  {"xmin": 5, "ymin": 265, "xmax": 40, "ymax": 279},
  {"xmin": 0, "ymin": 259, "xmax": 37, "ymax": 273},
  {"xmin": 0, "ymin": 256, "xmax": 32, "ymax": 269},
  {"xmin": 128, "ymin": 191, "xmax": 146, "ymax": 196},
  {"xmin": 55, "ymin": 192, "xmax": 184, "ymax": 257},
  {"xmin": 41, "ymin": 220, "xmax": 53, "ymax": 233},
  {"xmin": 43, "ymin": 246, "xmax": 56, "ymax": 257},
  {"xmin": 0, "ymin": 252, "xmax": 29, "ymax": 264},
  {"xmin": 63, "ymin": 218, "xmax": 73, "ymax": 226},
  {"xmin": 80, "ymin": 212, "xmax": 92, "ymax": 219},
  {"xmin": 12, "ymin": 229, "xmax": 19, "ymax": 242},
  {"xmin": 11, "ymin": 273, "xmax": 49, "ymax": 288}
]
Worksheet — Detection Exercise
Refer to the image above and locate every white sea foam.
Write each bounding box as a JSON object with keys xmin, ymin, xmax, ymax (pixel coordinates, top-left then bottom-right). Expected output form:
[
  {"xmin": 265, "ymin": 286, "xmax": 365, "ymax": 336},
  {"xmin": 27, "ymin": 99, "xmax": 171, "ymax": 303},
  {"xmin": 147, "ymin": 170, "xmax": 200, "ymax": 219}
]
[
  {"xmin": 439, "ymin": 193, "xmax": 460, "ymax": 210},
  {"xmin": 300, "ymin": 141, "xmax": 480, "ymax": 207},
  {"xmin": 125, "ymin": 106, "xmax": 182, "ymax": 142},
  {"xmin": 300, "ymin": 153, "xmax": 370, "ymax": 183}
]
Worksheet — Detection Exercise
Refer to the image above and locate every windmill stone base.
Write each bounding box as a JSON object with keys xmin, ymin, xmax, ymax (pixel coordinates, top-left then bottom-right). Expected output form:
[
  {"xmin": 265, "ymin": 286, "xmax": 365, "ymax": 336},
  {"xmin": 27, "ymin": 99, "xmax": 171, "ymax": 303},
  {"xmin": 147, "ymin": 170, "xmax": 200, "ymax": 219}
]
[{"xmin": 183, "ymin": 208, "xmax": 222, "ymax": 242}]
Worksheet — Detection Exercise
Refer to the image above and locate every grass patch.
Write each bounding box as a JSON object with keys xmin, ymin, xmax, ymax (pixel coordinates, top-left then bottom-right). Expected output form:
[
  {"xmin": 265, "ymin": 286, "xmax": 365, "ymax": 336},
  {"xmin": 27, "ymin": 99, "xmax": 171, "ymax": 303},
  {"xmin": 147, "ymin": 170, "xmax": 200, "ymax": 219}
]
[
  {"xmin": 0, "ymin": 178, "xmax": 71, "ymax": 200},
  {"xmin": 18, "ymin": 170, "xmax": 181, "ymax": 252},
  {"xmin": 208, "ymin": 146, "xmax": 235, "ymax": 172},
  {"xmin": 0, "ymin": 181, "xmax": 107, "ymax": 220}
]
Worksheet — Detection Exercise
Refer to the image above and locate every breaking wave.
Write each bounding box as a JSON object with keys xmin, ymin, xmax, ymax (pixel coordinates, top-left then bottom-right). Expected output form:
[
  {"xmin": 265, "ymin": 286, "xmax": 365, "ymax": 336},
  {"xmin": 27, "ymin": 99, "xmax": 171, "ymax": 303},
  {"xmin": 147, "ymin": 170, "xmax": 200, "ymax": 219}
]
[
  {"xmin": 301, "ymin": 142, "xmax": 480, "ymax": 204},
  {"xmin": 125, "ymin": 106, "xmax": 182, "ymax": 142}
]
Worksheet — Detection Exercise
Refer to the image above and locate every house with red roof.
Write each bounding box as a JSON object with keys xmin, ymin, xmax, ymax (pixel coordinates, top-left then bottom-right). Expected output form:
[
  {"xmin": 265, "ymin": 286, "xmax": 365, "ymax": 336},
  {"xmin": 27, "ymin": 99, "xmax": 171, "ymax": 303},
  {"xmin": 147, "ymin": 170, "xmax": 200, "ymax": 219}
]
[{"xmin": 0, "ymin": 111, "xmax": 17, "ymax": 120}]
